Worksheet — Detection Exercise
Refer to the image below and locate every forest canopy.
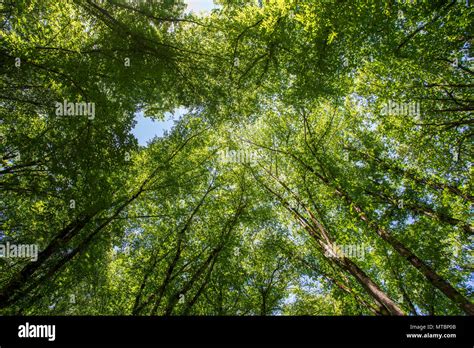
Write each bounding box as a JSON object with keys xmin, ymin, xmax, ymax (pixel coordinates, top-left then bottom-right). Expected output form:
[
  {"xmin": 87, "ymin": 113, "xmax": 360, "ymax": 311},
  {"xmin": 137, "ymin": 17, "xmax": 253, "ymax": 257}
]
[{"xmin": 0, "ymin": 0, "xmax": 473, "ymax": 316}]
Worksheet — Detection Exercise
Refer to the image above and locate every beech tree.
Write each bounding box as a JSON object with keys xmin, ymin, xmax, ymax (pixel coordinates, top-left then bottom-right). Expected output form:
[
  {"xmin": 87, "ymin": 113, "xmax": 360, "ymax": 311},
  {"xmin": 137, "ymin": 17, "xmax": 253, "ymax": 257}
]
[{"xmin": 0, "ymin": 0, "xmax": 472, "ymax": 315}]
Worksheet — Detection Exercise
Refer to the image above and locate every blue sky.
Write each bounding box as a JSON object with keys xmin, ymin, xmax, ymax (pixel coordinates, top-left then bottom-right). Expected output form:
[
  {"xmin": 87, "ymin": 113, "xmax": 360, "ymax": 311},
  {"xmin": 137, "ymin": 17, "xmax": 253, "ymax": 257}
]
[
  {"xmin": 132, "ymin": 107, "xmax": 188, "ymax": 146},
  {"xmin": 131, "ymin": 0, "xmax": 216, "ymax": 146},
  {"xmin": 185, "ymin": 0, "xmax": 216, "ymax": 13}
]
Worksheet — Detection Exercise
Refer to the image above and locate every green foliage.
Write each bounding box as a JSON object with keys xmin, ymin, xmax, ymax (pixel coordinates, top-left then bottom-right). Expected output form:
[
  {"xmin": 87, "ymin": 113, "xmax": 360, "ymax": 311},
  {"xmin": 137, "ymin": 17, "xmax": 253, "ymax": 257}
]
[{"xmin": 0, "ymin": 0, "xmax": 472, "ymax": 316}]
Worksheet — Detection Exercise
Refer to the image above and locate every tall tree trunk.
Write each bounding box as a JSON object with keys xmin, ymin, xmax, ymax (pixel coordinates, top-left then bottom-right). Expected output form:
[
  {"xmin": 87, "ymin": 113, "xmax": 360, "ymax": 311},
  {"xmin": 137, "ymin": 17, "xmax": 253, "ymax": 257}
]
[
  {"xmin": 164, "ymin": 247, "xmax": 221, "ymax": 315},
  {"xmin": 340, "ymin": 189, "xmax": 474, "ymax": 315},
  {"xmin": 258, "ymin": 176, "xmax": 405, "ymax": 316},
  {"xmin": 284, "ymin": 150, "xmax": 474, "ymax": 315}
]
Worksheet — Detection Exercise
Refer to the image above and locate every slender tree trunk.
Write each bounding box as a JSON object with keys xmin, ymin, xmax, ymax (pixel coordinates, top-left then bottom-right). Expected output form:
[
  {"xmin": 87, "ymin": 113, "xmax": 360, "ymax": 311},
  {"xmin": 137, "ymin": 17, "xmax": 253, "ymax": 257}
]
[
  {"xmin": 342, "ymin": 192, "xmax": 474, "ymax": 315},
  {"xmin": 0, "ymin": 211, "xmax": 98, "ymax": 308},
  {"xmin": 164, "ymin": 247, "xmax": 221, "ymax": 315},
  {"xmin": 181, "ymin": 256, "xmax": 217, "ymax": 315},
  {"xmin": 290, "ymin": 250, "xmax": 385, "ymax": 315},
  {"xmin": 283, "ymin": 150, "xmax": 474, "ymax": 315},
  {"xmin": 258, "ymin": 177, "xmax": 404, "ymax": 316},
  {"xmin": 132, "ymin": 249, "xmax": 171, "ymax": 315}
]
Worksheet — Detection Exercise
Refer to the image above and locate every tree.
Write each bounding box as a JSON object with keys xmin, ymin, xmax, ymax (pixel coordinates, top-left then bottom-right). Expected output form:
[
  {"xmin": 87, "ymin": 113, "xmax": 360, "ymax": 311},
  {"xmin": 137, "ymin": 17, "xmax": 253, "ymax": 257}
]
[{"xmin": 1, "ymin": 0, "xmax": 472, "ymax": 316}]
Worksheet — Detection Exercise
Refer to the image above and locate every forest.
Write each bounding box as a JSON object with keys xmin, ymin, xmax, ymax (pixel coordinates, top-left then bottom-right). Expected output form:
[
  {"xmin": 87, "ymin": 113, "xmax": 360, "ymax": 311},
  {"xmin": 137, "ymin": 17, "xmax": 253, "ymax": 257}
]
[{"xmin": 0, "ymin": 0, "xmax": 472, "ymax": 316}]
